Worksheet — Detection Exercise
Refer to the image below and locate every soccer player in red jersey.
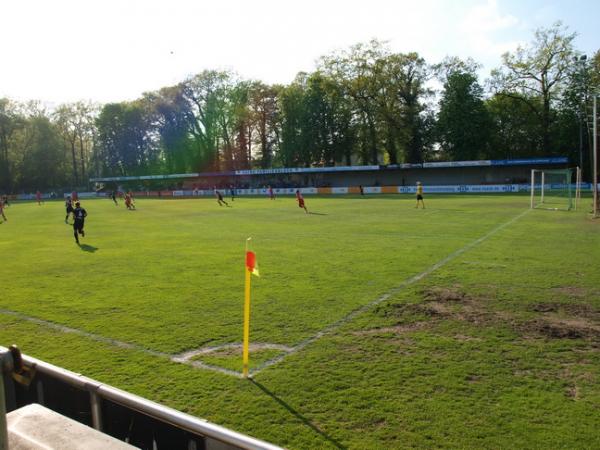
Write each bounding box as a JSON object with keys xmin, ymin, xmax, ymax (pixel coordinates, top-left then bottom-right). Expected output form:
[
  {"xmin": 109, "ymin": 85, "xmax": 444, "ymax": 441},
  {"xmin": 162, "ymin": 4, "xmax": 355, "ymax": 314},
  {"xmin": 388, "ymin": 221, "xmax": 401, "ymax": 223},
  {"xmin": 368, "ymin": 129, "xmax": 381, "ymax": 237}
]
[
  {"xmin": 295, "ymin": 190, "xmax": 308, "ymax": 214},
  {"xmin": 124, "ymin": 193, "xmax": 136, "ymax": 210},
  {"xmin": 0, "ymin": 199, "xmax": 7, "ymax": 223}
]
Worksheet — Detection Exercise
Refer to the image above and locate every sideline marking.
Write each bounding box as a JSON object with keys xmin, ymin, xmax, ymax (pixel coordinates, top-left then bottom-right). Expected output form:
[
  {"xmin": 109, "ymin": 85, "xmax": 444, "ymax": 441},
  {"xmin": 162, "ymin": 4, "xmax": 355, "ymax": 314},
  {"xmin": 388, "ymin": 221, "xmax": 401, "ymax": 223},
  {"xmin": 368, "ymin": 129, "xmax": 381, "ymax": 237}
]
[
  {"xmin": 0, "ymin": 209, "xmax": 529, "ymax": 378},
  {"xmin": 0, "ymin": 308, "xmax": 241, "ymax": 377}
]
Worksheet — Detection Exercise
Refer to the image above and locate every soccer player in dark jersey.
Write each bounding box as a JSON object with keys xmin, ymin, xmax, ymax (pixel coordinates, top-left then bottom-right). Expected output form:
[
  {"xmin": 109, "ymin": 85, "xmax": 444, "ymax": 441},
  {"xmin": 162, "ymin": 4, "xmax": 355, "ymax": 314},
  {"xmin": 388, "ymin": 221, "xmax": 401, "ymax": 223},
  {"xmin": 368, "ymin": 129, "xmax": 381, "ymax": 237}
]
[
  {"xmin": 65, "ymin": 196, "xmax": 74, "ymax": 223},
  {"xmin": 111, "ymin": 190, "xmax": 118, "ymax": 205},
  {"xmin": 72, "ymin": 201, "xmax": 87, "ymax": 244},
  {"xmin": 230, "ymin": 185, "xmax": 235, "ymax": 201},
  {"xmin": 214, "ymin": 188, "xmax": 229, "ymax": 206}
]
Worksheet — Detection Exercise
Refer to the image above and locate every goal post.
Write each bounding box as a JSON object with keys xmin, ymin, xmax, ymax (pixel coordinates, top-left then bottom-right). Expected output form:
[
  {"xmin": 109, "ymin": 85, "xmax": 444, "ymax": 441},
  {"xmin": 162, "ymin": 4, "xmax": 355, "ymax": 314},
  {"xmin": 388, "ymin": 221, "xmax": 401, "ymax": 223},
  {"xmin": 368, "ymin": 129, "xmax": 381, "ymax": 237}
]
[
  {"xmin": 575, "ymin": 167, "xmax": 582, "ymax": 211},
  {"xmin": 530, "ymin": 168, "xmax": 580, "ymax": 211}
]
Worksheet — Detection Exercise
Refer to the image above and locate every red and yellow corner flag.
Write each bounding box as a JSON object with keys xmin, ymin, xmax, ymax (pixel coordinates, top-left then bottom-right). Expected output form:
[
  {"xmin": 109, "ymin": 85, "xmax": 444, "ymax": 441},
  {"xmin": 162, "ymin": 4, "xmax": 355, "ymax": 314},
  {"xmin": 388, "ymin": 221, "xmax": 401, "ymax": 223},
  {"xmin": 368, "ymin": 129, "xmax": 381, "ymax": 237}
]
[
  {"xmin": 243, "ymin": 238, "xmax": 258, "ymax": 378},
  {"xmin": 245, "ymin": 248, "xmax": 260, "ymax": 277}
]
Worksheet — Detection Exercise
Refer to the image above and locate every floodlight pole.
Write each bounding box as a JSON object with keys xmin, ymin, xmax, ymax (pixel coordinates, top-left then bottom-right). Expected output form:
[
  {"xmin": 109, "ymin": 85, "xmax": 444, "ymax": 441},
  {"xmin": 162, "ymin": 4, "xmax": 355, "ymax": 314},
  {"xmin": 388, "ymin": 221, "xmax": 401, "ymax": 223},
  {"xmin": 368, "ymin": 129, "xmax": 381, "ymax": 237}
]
[
  {"xmin": 594, "ymin": 96, "xmax": 598, "ymax": 217},
  {"xmin": 574, "ymin": 55, "xmax": 587, "ymax": 176}
]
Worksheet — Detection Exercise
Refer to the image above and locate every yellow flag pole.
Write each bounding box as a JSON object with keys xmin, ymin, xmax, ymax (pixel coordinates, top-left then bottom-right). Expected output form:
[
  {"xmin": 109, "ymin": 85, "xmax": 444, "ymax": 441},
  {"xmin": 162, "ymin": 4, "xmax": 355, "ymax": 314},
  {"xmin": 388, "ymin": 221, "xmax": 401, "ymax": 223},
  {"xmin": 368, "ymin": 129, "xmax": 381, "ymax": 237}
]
[
  {"xmin": 242, "ymin": 240, "xmax": 252, "ymax": 378},
  {"xmin": 242, "ymin": 267, "xmax": 251, "ymax": 378}
]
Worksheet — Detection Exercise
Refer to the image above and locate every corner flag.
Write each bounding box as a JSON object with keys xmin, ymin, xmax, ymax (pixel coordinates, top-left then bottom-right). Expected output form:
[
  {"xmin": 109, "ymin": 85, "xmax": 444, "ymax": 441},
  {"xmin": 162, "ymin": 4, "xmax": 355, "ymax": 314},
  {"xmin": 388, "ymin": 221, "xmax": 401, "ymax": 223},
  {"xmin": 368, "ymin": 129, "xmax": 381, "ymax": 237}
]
[
  {"xmin": 245, "ymin": 249, "xmax": 259, "ymax": 277},
  {"xmin": 243, "ymin": 238, "xmax": 258, "ymax": 378}
]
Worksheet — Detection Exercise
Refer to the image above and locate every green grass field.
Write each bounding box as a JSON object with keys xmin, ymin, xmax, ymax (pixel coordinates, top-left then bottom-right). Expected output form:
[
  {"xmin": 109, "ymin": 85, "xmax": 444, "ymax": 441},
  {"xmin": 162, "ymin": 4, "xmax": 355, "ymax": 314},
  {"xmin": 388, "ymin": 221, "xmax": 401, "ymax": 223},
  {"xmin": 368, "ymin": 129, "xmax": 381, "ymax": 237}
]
[{"xmin": 1, "ymin": 195, "xmax": 599, "ymax": 449}]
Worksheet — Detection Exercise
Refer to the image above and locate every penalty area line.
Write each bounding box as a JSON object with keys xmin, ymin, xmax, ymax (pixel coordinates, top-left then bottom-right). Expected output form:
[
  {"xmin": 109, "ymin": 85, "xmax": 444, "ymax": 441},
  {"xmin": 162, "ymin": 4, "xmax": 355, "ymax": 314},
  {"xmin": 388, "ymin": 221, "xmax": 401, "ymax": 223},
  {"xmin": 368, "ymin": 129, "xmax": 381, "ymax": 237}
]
[{"xmin": 250, "ymin": 208, "xmax": 530, "ymax": 376}]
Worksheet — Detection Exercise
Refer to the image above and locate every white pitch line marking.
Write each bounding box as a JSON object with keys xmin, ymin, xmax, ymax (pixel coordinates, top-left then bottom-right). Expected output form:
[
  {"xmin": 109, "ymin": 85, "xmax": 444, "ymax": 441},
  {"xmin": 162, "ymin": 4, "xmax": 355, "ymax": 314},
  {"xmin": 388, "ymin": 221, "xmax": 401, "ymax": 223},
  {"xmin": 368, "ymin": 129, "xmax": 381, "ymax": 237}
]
[
  {"xmin": 0, "ymin": 308, "xmax": 241, "ymax": 377},
  {"xmin": 0, "ymin": 209, "xmax": 529, "ymax": 378},
  {"xmin": 250, "ymin": 209, "xmax": 530, "ymax": 376}
]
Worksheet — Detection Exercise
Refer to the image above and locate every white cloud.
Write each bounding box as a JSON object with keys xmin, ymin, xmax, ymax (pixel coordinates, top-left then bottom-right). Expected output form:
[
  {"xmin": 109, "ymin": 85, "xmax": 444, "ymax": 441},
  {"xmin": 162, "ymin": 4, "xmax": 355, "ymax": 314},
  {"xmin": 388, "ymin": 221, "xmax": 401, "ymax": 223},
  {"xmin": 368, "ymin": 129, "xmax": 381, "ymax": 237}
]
[
  {"xmin": 461, "ymin": 0, "xmax": 519, "ymax": 33},
  {"xmin": 459, "ymin": 0, "xmax": 521, "ymax": 58}
]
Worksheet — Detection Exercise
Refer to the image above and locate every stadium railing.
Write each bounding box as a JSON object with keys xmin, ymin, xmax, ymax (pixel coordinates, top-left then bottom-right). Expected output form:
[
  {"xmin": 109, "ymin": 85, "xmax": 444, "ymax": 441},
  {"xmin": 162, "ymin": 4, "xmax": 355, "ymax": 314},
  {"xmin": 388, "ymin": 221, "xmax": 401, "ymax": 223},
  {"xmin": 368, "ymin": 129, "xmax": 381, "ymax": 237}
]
[{"xmin": 1, "ymin": 346, "xmax": 282, "ymax": 450}]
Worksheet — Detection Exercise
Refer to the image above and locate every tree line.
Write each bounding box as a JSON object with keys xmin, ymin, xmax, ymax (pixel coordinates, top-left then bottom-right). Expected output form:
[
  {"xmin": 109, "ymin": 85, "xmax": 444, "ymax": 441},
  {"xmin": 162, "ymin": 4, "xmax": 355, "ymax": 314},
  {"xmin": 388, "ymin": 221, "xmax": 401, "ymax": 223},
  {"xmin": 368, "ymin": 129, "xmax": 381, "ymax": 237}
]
[{"xmin": 1, "ymin": 22, "xmax": 599, "ymax": 193}]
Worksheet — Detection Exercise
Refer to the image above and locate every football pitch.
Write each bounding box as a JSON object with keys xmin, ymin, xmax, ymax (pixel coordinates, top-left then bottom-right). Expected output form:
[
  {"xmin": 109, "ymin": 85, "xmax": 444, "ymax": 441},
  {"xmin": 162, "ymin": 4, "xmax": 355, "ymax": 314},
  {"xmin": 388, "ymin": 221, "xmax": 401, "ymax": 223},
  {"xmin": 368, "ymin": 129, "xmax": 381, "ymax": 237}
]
[{"xmin": 1, "ymin": 195, "xmax": 599, "ymax": 449}]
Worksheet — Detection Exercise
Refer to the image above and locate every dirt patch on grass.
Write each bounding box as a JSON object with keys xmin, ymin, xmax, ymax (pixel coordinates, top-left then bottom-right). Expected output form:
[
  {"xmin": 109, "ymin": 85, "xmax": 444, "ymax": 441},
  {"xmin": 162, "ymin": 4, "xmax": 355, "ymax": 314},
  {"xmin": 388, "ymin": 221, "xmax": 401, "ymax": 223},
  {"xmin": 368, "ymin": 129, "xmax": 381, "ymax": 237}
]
[
  {"xmin": 522, "ymin": 317, "xmax": 600, "ymax": 340},
  {"xmin": 417, "ymin": 301, "xmax": 455, "ymax": 316},
  {"xmin": 354, "ymin": 321, "xmax": 430, "ymax": 336},
  {"xmin": 551, "ymin": 286, "xmax": 588, "ymax": 298},
  {"xmin": 532, "ymin": 303, "xmax": 559, "ymax": 313},
  {"xmin": 373, "ymin": 286, "xmax": 600, "ymax": 342},
  {"xmin": 369, "ymin": 286, "xmax": 492, "ymax": 334},
  {"xmin": 465, "ymin": 374, "xmax": 481, "ymax": 383},
  {"xmin": 566, "ymin": 385, "xmax": 580, "ymax": 400},
  {"xmin": 531, "ymin": 302, "xmax": 598, "ymax": 318},
  {"xmin": 422, "ymin": 286, "xmax": 470, "ymax": 303},
  {"xmin": 453, "ymin": 334, "xmax": 483, "ymax": 342}
]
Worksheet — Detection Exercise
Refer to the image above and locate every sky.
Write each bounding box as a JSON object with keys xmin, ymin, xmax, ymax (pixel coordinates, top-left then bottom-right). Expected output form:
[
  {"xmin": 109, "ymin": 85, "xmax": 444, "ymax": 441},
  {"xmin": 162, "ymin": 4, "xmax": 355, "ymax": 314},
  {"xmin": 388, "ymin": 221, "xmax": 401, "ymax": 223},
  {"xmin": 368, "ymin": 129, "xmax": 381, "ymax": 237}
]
[{"xmin": 1, "ymin": 0, "xmax": 598, "ymax": 105}]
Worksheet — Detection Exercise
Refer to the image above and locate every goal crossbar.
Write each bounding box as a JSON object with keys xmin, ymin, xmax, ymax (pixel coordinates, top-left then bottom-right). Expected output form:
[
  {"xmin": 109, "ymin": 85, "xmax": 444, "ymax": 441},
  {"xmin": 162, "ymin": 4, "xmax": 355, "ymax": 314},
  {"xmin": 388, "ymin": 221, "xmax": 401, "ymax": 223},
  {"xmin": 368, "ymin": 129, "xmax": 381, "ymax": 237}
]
[{"xmin": 530, "ymin": 168, "xmax": 581, "ymax": 211}]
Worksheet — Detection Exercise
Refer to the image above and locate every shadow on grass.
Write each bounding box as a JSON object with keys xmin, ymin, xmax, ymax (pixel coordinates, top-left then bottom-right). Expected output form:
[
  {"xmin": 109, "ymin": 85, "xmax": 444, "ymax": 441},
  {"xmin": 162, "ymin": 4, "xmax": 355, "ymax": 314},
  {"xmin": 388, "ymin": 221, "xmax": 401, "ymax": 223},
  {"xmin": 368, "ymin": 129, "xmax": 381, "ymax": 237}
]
[
  {"xmin": 250, "ymin": 379, "xmax": 346, "ymax": 449},
  {"xmin": 78, "ymin": 244, "xmax": 99, "ymax": 253},
  {"xmin": 308, "ymin": 212, "xmax": 327, "ymax": 216}
]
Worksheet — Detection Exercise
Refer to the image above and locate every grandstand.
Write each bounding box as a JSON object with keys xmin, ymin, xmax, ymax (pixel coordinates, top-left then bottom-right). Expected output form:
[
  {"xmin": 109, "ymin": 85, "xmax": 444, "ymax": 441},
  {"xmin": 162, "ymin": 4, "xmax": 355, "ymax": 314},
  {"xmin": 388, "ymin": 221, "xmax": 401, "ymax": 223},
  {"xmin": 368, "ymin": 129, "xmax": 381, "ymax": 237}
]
[{"xmin": 90, "ymin": 157, "xmax": 574, "ymax": 194}]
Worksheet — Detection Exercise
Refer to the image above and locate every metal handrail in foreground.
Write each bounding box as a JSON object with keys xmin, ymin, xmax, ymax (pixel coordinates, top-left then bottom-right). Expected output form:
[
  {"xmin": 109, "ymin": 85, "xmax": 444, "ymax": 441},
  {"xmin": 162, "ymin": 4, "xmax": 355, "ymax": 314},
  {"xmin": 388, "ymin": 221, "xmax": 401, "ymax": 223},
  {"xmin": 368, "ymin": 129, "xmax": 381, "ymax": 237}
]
[{"xmin": 1, "ymin": 346, "xmax": 283, "ymax": 450}]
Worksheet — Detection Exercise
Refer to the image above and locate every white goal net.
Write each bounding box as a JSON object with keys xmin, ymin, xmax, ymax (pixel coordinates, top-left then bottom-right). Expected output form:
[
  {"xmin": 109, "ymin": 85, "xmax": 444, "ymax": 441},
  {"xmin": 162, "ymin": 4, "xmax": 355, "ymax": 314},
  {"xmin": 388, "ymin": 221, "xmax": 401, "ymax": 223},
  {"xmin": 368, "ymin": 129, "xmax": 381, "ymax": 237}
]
[{"xmin": 530, "ymin": 168, "xmax": 581, "ymax": 211}]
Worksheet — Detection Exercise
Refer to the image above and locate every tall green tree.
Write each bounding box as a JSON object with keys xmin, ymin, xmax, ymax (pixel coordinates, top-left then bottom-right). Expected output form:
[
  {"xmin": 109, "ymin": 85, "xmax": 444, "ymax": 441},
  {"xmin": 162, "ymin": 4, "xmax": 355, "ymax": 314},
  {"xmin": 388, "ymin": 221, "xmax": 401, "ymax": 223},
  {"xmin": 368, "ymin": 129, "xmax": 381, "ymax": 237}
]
[
  {"xmin": 436, "ymin": 64, "xmax": 491, "ymax": 160},
  {"xmin": 486, "ymin": 94, "xmax": 542, "ymax": 160},
  {"xmin": 18, "ymin": 113, "xmax": 67, "ymax": 191},
  {"xmin": 180, "ymin": 70, "xmax": 232, "ymax": 171},
  {"xmin": 320, "ymin": 41, "xmax": 386, "ymax": 164},
  {"xmin": 249, "ymin": 82, "xmax": 280, "ymax": 168},
  {"xmin": 490, "ymin": 22, "xmax": 576, "ymax": 154},
  {"xmin": 379, "ymin": 52, "xmax": 431, "ymax": 163},
  {"xmin": 0, "ymin": 99, "xmax": 23, "ymax": 192},
  {"xmin": 279, "ymin": 75, "xmax": 311, "ymax": 167},
  {"xmin": 320, "ymin": 41, "xmax": 431, "ymax": 164},
  {"xmin": 95, "ymin": 101, "xmax": 157, "ymax": 177}
]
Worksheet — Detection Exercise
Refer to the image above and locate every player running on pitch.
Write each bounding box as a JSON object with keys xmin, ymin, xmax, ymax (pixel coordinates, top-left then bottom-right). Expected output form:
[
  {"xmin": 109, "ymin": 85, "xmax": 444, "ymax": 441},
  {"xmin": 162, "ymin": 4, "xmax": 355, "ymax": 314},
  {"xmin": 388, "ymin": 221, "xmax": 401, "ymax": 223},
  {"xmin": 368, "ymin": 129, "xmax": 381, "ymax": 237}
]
[
  {"xmin": 0, "ymin": 198, "xmax": 7, "ymax": 223},
  {"xmin": 36, "ymin": 190, "xmax": 43, "ymax": 205},
  {"xmin": 72, "ymin": 201, "xmax": 87, "ymax": 244},
  {"xmin": 295, "ymin": 190, "xmax": 308, "ymax": 214},
  {"xmin": 124, "ymin": 192, "xmax": 136, "ymax": 210},
  {"xmin": 416, "ymin": 181, "xmax": 425, "ymax": 209},
  {"xmin": 111, "ymin": 190, "xmax": 118, "ymax": 205},
  {"xmin": 214, "ymin": 188, "xmax": 229, "ymax": 206},
  {"xmin": 65, "ymin": 196, "xmax": 74, "ymax": 223},
  {"xmin": 230, "ymin": 185, "xmax": 235, "ymax": 201}
]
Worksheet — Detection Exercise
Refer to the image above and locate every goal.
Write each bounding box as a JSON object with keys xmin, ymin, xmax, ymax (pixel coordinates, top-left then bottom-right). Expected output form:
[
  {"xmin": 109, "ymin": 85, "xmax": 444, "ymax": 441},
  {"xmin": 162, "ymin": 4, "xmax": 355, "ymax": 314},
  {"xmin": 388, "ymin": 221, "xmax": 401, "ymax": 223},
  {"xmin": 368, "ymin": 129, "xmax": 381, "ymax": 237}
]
[{"xmin": 530, "ymin": 168, "xmax": 581, "ymax": 211}]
